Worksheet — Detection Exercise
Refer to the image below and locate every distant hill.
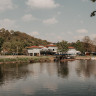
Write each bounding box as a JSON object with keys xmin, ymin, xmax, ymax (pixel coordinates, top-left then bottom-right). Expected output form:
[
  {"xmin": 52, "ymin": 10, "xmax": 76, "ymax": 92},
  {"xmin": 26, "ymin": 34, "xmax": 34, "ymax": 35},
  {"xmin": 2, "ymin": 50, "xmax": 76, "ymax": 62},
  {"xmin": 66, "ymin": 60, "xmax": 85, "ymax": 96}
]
[{"xmin": 0, "ymin": 28, "xmax": 50, "ymax": 54}]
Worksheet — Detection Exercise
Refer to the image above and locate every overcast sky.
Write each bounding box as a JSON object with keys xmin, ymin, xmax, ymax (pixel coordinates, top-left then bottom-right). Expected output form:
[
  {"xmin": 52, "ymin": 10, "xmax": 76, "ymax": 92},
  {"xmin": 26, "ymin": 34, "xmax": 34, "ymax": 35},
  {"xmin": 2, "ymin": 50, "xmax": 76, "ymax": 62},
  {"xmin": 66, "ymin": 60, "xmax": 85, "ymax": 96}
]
[{"xmin": 0, "ymin": 0, "xmax": 96, "ymax": 42}]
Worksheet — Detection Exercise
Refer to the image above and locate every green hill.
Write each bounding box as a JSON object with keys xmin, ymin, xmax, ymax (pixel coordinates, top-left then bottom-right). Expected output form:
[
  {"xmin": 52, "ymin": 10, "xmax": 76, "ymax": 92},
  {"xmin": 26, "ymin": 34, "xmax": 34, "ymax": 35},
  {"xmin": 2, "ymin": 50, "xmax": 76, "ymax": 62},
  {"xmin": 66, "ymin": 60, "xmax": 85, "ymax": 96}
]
[{"xmin": 0, "ymin": 28, "xmax": 50, "ymax": 54}]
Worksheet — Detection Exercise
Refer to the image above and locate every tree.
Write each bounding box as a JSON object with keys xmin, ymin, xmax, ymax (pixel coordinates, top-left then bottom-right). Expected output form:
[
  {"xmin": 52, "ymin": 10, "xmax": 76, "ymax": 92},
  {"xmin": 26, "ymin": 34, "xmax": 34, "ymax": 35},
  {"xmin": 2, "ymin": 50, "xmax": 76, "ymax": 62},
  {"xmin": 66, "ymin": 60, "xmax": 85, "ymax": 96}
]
[
  {"xmin": 82, "ymin": 36, "xmax": 92, "ymax": 52},
  {"xmin": 2, "ymin": 42, "xmax": 11, "ymax": 53},
  {"xmin": 0, "ymin": 28, "xmax": 50, "ymax": 54},
  {"xmin": 91, "ymin": 0, "xmax": 96, "ymax": 2},
  {"xmin": 91, "ymin": 37, "xmax": 96, "ymax": 52},
  {"xmin": 57, "ymin": 40, "xmax": 69, "ymax": 53},
  {"xmin": 75, "ymin": 40, "xmax": 85, "ymax": 53},
  {"xmin": 0, "ymin": 38, "xmax": 4, "ymax": 52},
  {"xmin": 91, "ymin": 0, "xmax": 96, "ymax": 17}
]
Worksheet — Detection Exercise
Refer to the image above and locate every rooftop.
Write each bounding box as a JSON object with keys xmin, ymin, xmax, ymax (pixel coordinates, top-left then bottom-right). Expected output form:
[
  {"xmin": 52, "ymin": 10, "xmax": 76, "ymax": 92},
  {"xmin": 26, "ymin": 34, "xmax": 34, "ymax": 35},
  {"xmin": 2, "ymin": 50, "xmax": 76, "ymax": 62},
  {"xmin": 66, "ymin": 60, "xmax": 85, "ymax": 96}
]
[
  {"xmin": 27, "ymin": 46, "xmax": 43, "ymax": 49},
  {"xmin": 27, "ymin": 44, "xmax": 57, "ymax": 49},
  {"xmin": 68, "ymin": 47, "xmax": 75, "ymax": 49},
  {"xmin": 46, "ymin": 44, "xmax": 57, "ymax": 47}
]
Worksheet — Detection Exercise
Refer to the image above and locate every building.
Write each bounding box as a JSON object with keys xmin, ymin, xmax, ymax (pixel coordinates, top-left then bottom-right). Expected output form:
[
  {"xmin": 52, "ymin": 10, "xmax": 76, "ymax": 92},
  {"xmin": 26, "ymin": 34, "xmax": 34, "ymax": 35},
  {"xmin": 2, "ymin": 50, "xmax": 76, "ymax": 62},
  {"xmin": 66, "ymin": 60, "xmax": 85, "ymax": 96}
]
[
  {"xmin": 46, "ymin": 44, "xmax": 58, "ymax": 53},
  {"xmin": 27, "ymin": 44, "xmax": 58, "ymax": 56},
  {"xmin": 27, "ymin": 46, "xmax": 42, "ymax": 56},
  {"xmin": 67, "ymin": 47, "xmax": 81, "ymax": 56}
]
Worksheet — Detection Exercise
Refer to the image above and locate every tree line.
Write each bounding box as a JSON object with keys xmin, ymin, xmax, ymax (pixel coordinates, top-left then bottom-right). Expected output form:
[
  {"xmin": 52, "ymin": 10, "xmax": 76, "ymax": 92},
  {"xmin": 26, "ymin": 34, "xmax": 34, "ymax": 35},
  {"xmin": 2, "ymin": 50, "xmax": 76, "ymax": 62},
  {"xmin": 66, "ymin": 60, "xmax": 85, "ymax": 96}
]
[
  {"xmin": 0, "ymin": 28, "xmax": 50, "ymax": 55},
  {"xmin": 57, "ymin": 36, "xmax": 96, "ymax": 53},
  {"xmin": 0, "ymin": 28, "xmax": 96, "ymax": 55}
]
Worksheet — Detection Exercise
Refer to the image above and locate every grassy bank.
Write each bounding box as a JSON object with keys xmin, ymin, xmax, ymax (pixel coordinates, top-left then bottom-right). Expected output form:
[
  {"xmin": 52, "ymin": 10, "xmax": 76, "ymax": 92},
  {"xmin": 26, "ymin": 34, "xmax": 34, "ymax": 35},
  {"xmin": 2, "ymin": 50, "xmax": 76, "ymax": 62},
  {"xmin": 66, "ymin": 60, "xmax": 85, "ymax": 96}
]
[
  {"xmin": 76, "ymin": 56, "xmax": 91, "ymax": 60},
  {"xmin": 0, "ymin": 55, "xmax": 94, "ymax": 64},
  {"xmin": 0, "ymin": 56, "xmax": 55, "ymax": 64}
]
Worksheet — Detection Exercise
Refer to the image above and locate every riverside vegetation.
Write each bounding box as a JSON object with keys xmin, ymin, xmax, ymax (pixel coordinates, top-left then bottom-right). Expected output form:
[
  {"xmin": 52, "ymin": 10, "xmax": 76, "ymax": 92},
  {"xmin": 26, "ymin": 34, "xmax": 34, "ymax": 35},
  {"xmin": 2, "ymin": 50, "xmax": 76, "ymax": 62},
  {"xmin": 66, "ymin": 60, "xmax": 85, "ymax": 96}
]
[
  {"xmin": 0, "ymin": 28, "xmax": 50, "ymax": 55},
  {"xmin": 0, "ymin": 28, "xmax": 96, "ymax": 64},
  {"xmin": 0, "ymin": 56, "xmax": 54, "ymax": 64},
  {"xmin": 0, "ymin": 28, "xmax": 96, "ymax": 55}
]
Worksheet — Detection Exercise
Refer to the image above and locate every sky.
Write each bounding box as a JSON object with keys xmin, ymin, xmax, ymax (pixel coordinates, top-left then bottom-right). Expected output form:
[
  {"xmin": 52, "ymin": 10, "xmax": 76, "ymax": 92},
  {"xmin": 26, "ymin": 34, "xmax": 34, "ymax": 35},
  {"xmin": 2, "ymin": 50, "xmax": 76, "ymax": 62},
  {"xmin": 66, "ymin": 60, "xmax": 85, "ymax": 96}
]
[{"xmin": 0, "ymin": 0, "xmax": 96, "ymax": 42}]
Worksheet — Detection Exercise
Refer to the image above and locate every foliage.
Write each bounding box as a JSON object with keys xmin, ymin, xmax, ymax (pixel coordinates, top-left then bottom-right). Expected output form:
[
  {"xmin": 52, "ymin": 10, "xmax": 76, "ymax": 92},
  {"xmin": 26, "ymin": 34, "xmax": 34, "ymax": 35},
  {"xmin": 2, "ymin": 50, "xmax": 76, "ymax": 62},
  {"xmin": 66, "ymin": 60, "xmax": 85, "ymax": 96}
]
[
  {"xmin": 69, "ymin": 40, "xmax": 85, "ymax": 53},
  {"xmin": 70, "ymin": 36, "xmax": 96, "ymax": 53},
  {"xmin": 57, "ymin": 40, "xmax": 69, "ymax": 52},
  {"xmin": 0, "ymin": 38, "xmax": 4, "ymax": 51},
  {"xmin": 57, "ymin": 36, "xmax": 96, "ymax": 53},
  {"xmin": 75, "ymin": 40, "xmax": 85, "ymax": 53},
  {"xmin": 90, "ymin": 0, "xmax": 96, "ymax": 17},
  {"xmin": 1, "ymin": 28, "xmax": 96, "ymax": 54},
  {"xmin": 91, "ymin": 0, "xmax": 96, "ymax": 2},
  {"xmin": 82, "ymin": 36, "xmax": 95, "ymax": 52},
  {"xmin": 0, "ymin": 28, "xmax": 50, "ymax": 54}
]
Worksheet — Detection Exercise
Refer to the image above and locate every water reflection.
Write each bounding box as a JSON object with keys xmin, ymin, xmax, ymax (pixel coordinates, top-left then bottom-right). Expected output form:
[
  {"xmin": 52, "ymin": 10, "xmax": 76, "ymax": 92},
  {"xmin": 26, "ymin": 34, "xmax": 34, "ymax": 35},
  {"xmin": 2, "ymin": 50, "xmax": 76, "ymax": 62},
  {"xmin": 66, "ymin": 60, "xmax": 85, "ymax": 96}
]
[
  {"xmin": 56, "ymin": 61, "xmax": 69, "ymax": 78},
  {"xmin": 0, "ymin": 66, "xmax": 3, "ymax": 84},
  {"xmin": 0, "ymin": 60, "xmax": 96, "ymax": 84},
  {"xmin": 0, "ymin": 63, "xmax": 30, "ymax": 84},
  {"xmin": 76, "ymin": 60, "xmax": 96, "ymax": 78},
  {"xmin": 0, "ymin": 61, "xmax": 96, "ymax": 96}
]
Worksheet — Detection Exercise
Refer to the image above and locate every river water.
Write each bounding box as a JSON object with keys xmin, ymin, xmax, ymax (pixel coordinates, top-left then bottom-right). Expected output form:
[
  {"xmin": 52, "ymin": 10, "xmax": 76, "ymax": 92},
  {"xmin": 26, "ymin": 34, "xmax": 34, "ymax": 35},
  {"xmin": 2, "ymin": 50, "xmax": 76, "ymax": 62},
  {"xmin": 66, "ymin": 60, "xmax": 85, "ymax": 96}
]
[{"xmin": 0, "ymin": 60, "xmax": 96, "ymax": 96}]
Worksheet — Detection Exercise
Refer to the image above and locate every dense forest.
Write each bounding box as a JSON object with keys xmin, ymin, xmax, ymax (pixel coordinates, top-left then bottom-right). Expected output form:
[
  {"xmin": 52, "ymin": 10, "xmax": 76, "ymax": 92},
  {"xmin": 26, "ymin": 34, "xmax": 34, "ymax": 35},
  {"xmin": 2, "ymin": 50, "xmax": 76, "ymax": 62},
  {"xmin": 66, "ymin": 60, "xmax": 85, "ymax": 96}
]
[{"xmin": 0, "ymin": 28, "xmax": 50, "ymax": 55}]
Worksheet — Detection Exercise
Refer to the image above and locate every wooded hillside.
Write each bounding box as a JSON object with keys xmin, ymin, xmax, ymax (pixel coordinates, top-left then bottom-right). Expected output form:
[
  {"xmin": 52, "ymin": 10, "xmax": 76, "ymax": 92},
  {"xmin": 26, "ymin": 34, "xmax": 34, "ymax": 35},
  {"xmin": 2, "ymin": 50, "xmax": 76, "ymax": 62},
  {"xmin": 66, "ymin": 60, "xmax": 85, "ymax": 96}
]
[{"xmin": 0, "ymin": 28, "xmax": 50, "ymax": 54}]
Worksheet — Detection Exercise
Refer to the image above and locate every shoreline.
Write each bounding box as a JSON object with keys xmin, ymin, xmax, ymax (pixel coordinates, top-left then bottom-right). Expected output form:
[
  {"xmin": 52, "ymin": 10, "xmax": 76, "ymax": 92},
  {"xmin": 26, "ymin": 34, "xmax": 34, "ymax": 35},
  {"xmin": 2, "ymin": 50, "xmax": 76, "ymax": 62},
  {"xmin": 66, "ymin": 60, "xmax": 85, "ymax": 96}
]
[
  {"xmin": 75, "ymin": 56, "xmax": 91, "ymax": 60},
  {"xmin": 0, "ymin": 55, "xmax": 95, "ymax": 64},
  {"xmin": 0, "ymin": 56, "xmax": 55, "ymax": 64},
  {"xmin": 57, "ymin": 56, "xmax": 95, "ymax": 62}
]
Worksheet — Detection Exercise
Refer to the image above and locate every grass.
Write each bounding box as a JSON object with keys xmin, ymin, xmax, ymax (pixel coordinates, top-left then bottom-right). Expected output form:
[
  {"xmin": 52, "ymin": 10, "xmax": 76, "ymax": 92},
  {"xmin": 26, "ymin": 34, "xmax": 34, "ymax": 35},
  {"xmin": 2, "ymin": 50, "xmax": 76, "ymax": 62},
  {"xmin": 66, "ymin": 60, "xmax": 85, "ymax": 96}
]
[{"xmin": 0, "ymin": 56, "xmax": 53, "ymax": 63}]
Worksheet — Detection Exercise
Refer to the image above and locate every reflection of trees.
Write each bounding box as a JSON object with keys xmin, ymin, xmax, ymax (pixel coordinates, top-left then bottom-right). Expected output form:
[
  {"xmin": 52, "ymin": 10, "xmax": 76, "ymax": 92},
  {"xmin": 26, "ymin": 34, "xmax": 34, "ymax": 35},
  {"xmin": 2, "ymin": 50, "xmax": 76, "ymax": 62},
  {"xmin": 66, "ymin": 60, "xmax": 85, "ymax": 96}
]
[
  {"xmin": 0, "ymin": 63, "xmax": 30, "ymax": 86},
  {"xmin": 57, "ymin": 61, "xmax": 69, "ymax": 78},
  {"xmin": 0, "ymin": 65, "xmax": 4, "ymax": 85},
  {"xmin": 76, "ymin": 60, "xmax": 96, "ymax": 78}
]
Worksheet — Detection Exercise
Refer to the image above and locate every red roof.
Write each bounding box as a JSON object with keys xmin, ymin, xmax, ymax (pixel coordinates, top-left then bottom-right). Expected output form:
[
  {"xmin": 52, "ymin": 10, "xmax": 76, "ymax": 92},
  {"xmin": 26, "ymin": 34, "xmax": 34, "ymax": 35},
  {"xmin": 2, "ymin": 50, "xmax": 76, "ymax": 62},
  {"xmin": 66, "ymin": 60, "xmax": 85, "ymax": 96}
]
[
  {"xmin": 27, "ymin": 44, "xmax": 57, "ymax": 49},
  {"xmin": 27, "ymin": 46, "xmax": 43, "ymax": 49},
  {"xmin": 46, "ymin": 45, "xmax": 56, "ymax": 47},
  {"xmin": 68, "ymin": 47, "xmax": 74, "ymax": 49}
]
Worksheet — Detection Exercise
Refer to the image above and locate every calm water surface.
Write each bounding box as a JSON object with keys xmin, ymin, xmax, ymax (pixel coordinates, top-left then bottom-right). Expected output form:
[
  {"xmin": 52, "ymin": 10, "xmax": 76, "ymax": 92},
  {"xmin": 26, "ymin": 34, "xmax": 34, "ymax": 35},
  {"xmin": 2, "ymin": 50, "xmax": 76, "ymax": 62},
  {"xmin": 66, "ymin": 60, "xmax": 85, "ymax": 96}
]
[{"xmin": 0, "ymin": 60, "xmax": 96, "ymax": 96}]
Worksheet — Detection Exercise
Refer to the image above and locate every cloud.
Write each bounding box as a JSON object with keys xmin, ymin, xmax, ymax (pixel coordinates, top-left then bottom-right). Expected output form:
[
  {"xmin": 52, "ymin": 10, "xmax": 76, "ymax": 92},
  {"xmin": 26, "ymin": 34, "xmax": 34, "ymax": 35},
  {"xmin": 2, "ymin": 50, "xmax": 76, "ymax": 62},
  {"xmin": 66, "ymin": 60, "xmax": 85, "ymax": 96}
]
[
  {"xmin": 90, "ymin": 34, "xmax": 96, "ymax": 38},
  {"xmin": 31, "ymin": 31, "xmax": 39, "ymax": 36},
  {"xmin": 67, "ymin": 31, "xmax": 73, "ymax": 35},
  {"xmin": 76, "ymin": 29, "xmax": 88, "ymax": 33},
  {"xmin": 80, "ymin": 20, "xmax": 84, "ymax": 24},
  {"xmin": 82, "ymin": 0, "xmax": 88, "ymax": 2},
  {"xmin": 0, "ymin": 0, "xmax": 14, "ymax": 11},
  {"xmin": 22, "ymin": 14, "xmax": 36, "ymax": 22},
  {"xmin": 57, "ymin": 36, "xmax": 63, "ymax": 41},
  {"xmin": 43, "ymin": 18, "xmax": 58, "ymax": 24},
  {"xmin": 74, "ymin": 36, "xmax": 84, "ymax": 40},
  {"xmin": 26, "ymin": 0, "xmax": 60, "ymax": 9},
  {"xmin": 0, "ymin": 19, "xmax": 17, "ymax": 29},
  {"xmin": 57, "ymin": 12, "xmax": 61, "ymax": 15}
]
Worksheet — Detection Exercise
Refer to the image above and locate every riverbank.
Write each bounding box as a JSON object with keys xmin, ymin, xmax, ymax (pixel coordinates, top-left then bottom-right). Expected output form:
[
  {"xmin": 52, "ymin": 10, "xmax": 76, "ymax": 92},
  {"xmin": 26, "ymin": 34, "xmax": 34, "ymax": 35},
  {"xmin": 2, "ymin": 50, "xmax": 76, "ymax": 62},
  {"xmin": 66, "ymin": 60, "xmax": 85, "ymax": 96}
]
[
  {"xmin": 75, "ymin": 56, "xmax": 91, "ymax": 60},
  {"xmin": 0, "ymin": 56, "xmax": 55, "ymax": 64},
  {"xmin": 55, "ymin": 56, "xmax": 95, "ymax": 62},
  {"xmin": 0, "ymin": 55, "xmax": 96, "ymax": 64}
]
